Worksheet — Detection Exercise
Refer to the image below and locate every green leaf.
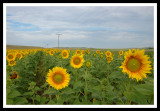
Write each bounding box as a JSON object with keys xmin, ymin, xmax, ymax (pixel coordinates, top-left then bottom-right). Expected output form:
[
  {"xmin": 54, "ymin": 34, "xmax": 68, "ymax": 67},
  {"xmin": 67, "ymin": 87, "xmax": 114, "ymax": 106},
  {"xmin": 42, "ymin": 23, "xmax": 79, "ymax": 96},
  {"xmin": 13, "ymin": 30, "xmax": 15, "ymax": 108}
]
[
  {"xmin": 73, "ymin": 81, "xmax": 83, "ymax": 90},
  {"xmin": 73, "ymin": 99, "xmax": 81, "ymax": 105},
  {"xmin": 43, "ymin": 88, "xmax": 57, "ymax": 95},
  {"xmin": 29, "ymin": 82, "xmax": 36, "ymax": 86},
  {"xmin": 13, "ymin": 97, "xmax": 28, "ymax": 104},
  {"xmin": 133, "ymin": 82, "xmax": 153, "ymax": 96},
  {"xmin": 23, "ymin": 92, "xmax": 34, "ymax": 96},
  {"xmin": 109, "ymin": 71, "xmax": 124, "ymax": 80},
  {"xmin": 47, "ymin": 100, "xmax": 55, "ymax": 104},
  {"xmin": 35, "ymin": 95, "xmax": 41, "ymax": 102},
  {"xmin": 6, "ymin": 98, "xmax": 13, "ymax": 105},
  {"xmin": 34, "ymin": 86, "xmax": 40, "ymax": 91},
  {"xmin": 124, "ymin": 91, "xmax": 148, "ymax": 104},
  {"xmin": 40, "ymin": 96, "xmax": 48, "ymax": 104},
  {"xmin": 7, "ymin": 90, "xmax": 21, "ymax": 99},
  {"xmin": 61, "ymin": 87, "xmax": 74, "ymax": 95}
]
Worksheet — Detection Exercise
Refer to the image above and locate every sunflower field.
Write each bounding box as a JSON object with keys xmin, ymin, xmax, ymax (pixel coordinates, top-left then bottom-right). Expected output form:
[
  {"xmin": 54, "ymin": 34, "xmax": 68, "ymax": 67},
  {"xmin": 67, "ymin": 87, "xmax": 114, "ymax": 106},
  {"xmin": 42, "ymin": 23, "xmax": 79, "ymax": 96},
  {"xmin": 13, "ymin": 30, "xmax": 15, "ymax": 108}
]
[{"xmin": 6, "ymin": 48, "xmax": 154, "ymax": 105}]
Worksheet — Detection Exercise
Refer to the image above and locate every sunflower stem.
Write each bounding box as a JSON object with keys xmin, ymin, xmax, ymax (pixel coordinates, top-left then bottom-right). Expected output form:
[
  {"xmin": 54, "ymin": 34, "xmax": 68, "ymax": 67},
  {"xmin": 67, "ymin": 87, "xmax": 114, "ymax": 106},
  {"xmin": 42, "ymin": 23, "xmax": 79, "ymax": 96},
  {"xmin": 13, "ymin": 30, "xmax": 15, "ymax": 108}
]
[{"xmin": 84, "ymin": 69, "xmax": 88, "ymax": 100}]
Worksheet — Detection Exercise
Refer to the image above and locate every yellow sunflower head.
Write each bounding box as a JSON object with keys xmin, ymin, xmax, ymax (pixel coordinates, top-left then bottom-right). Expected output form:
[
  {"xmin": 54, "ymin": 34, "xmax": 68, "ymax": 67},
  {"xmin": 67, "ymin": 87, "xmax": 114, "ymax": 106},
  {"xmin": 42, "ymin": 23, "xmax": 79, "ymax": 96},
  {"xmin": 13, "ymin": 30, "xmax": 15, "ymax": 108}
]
[
  {"xmin": 86, "ymin": 49, "xmax": 90, "ymax": 54},
  {"xmin": 106, "ymin": 56, "xmax": 113, "ymax": 63},
  {"xmin": 7, "ymin": 53, "xmax": 15, "ymax": 61},
  {"xmin": 49, "ymin": 50, "xmax": 55, "ymax": 55},
  {"xmin": 70, "ymin": 54, "xmax": 84, "ymax": 69},
  {"xmin": 96, "ymin": 50, "xmax": 100, "ymax": 54},
  {"xmin": 76, "ymin": 50, "xmax": 81, "ymax": 55},
  {"xmin": 15, "ymin": 52, "xmax": 22, "ymax": 60},
  {"xmin": 106, "ymin": 51, "xmax": 112, "ymax": 57},
  {"xmin": 8, "ymin": 60, "xmax": 16, "ymax": 66},
  {"xmin": 46, "ymin": 67, "xmax": 70, "ymax": 90},
  {"xmin": 119, "ymin": 49, "xmax": 152, "ymax": 82},
  {"xmin": 119, "ymin": 50, "xmax": 123, "ymax": 56},
  {"xmin": 62, "ymin": 50, "xmax": 69, "ymax": 59}
]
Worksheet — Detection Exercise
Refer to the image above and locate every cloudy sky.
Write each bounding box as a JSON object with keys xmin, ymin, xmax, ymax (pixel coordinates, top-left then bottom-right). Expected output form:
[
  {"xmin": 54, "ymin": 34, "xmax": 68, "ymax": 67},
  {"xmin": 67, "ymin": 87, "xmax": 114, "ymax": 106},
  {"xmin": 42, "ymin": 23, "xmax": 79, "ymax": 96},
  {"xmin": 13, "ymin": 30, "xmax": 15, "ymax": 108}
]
[{"xmin": 6, "ymin": 6, "xmax": 154, "ymax": 48}]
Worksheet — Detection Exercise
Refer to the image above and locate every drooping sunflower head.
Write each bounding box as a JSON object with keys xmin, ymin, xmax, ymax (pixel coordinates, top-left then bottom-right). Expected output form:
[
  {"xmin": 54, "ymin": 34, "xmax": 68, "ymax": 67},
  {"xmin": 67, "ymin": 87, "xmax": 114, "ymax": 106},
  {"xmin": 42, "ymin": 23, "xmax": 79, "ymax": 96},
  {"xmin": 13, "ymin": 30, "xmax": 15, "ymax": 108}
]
[
  {"xmin": 106, "ymin": 51, "xmax": 112, "ymax": 57},
  {"xmin": 7, "ymin": 53, "xmax": 15, "ymax": 61},
  {"xmin": 8, "ymin": 60, "xmax": 16, "ymax": 66},
  {"xmin": 10, "ymin": 71, "xmax": 19, "ymax": 79},
  {"xmin": 70, "ymin": 54, "xmax": 84, "ymax": 69},
  {"xmin": 62, "ymin": 50, "xmax": 69, "ymax": 59},
  {"xmin": 119, "ymin": 50, "xmax": 123, "ymax": 56},
  {"xmin": 119, "ymin": 49, "xmax": 152, "ymax": 82},
  {"xmin": 106, "ymin": 56, "xmax": 113, "ymax": 63},
  {"xmin": 46, "ymin": 67, "xmax": 70, "ymax": 90}
]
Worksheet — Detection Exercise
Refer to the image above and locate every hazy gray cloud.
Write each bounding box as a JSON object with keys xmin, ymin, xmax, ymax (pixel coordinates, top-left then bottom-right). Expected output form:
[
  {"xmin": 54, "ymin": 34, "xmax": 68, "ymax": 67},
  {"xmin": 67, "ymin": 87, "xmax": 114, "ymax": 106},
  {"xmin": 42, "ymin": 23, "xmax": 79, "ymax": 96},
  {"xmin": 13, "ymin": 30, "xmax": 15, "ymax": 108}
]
[{"xmin": 6, "ymin": 6, "xmax": 154, "ymax": 48}]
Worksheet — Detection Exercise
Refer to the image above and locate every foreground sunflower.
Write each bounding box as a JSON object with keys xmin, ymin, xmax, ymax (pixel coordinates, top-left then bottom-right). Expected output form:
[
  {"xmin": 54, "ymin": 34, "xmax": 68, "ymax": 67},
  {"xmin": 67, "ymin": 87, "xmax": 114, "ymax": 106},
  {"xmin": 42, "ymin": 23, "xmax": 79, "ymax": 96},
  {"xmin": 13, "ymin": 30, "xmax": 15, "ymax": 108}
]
[
  {"xmin": 119, "ymin": 49, "xmax": 152, "ymax": 82},
  {"xmin": 46, "ymin": 67, "xmax": 70, "ymax": 90},
  {"xmin": 62, "ymin": 50, "xmax": 69, "ymax": 59},
  {"xmin": 70, "ymin": 54, "xmax": 84, "ymax": 69}
]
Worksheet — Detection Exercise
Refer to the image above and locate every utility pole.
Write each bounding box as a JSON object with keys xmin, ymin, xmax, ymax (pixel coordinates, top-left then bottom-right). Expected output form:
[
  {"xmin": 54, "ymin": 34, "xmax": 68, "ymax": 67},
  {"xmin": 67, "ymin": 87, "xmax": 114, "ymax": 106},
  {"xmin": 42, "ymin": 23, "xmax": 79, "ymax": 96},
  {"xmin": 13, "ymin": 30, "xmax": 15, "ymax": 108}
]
[{"xmin": 56, "ymin": 33, "xmax": 62, "ymax": 48}]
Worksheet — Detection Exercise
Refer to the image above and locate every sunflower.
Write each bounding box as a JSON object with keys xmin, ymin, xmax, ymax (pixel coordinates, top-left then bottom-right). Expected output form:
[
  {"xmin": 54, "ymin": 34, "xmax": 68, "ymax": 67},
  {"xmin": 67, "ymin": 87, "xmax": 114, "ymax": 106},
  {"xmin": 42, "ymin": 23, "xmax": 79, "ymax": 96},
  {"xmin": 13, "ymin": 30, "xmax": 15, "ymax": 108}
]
[
  {"xmin": 81, "ymin": 50, "xmax": 85, "ymax": 55},
  {"xmin": 106, "ymin": 51, "xmax": 112, "ymax": 57},
  {"xmin": 8, "ymin": 60, "xmax": 16, "ymax": 66},
  {"xmin": 86, "ymin": 49, "xmax": 90, "ymax": 54},
  {"xmin": 96, "ymin": 50, "xmax": 100, "ymax": 54},
  {"xmin": 15, "ymin": 52, "xmax": 22, "ymax": 60},
  {"xmin": 106, "ymin": 56, "xmax": 113, "ymax": 63},
  {"xmin": 49, "ymin": 50, "xmax": 55, "ymax": 55},
  {"xmin": 46, "ymin": 67, "xmax": 70, "ymax": 90},
  {"xmin": 132, "ymin": 49, "xmax": 136, "ymax": 53},
  {"xmin": 119, "ymin": 49, "xmax": 152, "ymax": 82},
  {"xmin": 70, "ymin": 54, "xmax": 84, "ymax": 69},
  {"xmin": 119, "ymin": 50, "xmax": 123, "ymax": 56},
  {"xmin": 62, "ymin": 50, "xmax": 69, "ymax": 59},
  {"xmin": 7, "ymin": 53, "xmax": 15, "ymax": 61},
  {"xmin": 76, "ymin": 50, "xmax": 81, "ymax": 55},
  {"xmin": 85, "ymin": 60, "xmax": 92, "ymax": 68},
  {"xmin": 93, "ymin": 53, "xmax": 96, "ymax": 57},
  {"xmin": 100, "ymin": 54, "xmax": 104, "ymax": 58},
  {"xmin": 10, "ymin": 71, "xmax": 19, "ymax": 79}
]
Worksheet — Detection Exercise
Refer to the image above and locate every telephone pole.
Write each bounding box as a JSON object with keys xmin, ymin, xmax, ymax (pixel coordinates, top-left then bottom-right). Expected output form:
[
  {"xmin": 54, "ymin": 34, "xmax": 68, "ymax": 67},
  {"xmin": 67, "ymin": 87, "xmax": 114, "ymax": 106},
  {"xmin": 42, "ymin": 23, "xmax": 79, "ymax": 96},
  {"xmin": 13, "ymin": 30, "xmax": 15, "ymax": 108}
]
[{"xmin": 56, "ymin": 33, "xmax": 62, "ymax": 48}]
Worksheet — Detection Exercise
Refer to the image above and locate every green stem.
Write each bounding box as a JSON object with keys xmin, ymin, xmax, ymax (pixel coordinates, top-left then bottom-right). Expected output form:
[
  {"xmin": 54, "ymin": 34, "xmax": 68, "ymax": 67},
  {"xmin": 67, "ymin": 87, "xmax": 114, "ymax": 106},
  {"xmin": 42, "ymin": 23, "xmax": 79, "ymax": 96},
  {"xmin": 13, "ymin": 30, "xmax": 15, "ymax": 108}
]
[{"xmin": 84, "ymin": 70, "xmax": 88, "ymax": 100}]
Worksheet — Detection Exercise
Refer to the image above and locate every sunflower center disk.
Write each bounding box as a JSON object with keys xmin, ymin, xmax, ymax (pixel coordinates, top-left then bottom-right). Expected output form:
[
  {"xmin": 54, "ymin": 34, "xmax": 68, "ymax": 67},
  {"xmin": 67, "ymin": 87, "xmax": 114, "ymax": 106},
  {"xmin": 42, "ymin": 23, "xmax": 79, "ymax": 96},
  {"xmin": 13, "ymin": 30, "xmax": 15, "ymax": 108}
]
[
  {"xmin": 53, "ymin": 74, "xmax": 63, "ymax": 83},
  {"xmin": 63, "ymin": 52, "xmax": 67, "ymax": 57},
  {"xmin": 74, "ymin": 58, "xmax": 81, "ymax": 65},
  {"xmin": 127, "ymin": 58, "xmax": 141, "ymax": 72},
  {"xmin": 9, "ymin": 55, "xmax": 13, "ymax": 59}
]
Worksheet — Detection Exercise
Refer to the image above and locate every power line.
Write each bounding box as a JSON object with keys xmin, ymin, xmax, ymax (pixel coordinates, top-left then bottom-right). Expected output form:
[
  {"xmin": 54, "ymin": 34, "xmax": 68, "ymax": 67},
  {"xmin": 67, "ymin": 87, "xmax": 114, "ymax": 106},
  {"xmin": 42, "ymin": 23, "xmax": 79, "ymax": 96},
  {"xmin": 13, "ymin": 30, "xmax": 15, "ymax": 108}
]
[{"xmin": 56, "ymin": 33, "xmax": 62, "ymax": 48}]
